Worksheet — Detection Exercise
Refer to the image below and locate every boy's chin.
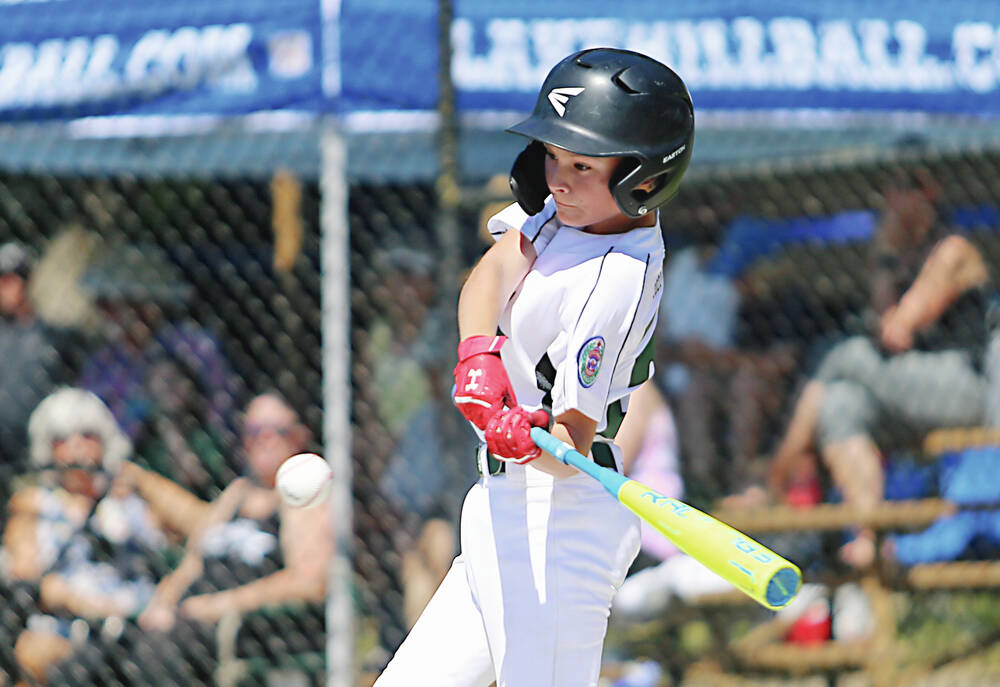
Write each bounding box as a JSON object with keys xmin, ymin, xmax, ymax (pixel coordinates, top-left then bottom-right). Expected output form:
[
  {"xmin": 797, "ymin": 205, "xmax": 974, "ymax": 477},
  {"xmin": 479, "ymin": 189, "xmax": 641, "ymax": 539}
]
[{"xmin": 554, "ymin": 207, "xmax": 586, "ymax": 227}]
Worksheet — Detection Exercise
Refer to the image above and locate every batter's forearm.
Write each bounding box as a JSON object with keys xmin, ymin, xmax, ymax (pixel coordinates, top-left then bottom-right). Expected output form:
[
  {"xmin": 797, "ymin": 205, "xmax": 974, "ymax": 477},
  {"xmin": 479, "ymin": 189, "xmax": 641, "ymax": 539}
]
[
  {"xmin": 458, "ymin": 267, "xmax": 507, "ymax": 339},
  {"xmin": 533, "ymin": 413, "xmax": 596, "ymax": 479},
  {"xmin": 458, "ymin": 229, "xmax": 536, "ymax": 339}
]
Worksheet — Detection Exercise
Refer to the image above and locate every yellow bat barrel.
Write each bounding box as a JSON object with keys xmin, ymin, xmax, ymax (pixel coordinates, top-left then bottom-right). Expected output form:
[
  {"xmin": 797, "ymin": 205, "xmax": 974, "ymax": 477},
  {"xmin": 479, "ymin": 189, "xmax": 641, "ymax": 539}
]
[
  {"xmin": 530, "ymin": 427, "xmax": 801, "ymax": 610},
  {"xmin": 618, "ymin": 481, "xmax": 801, "ymax": 610}
]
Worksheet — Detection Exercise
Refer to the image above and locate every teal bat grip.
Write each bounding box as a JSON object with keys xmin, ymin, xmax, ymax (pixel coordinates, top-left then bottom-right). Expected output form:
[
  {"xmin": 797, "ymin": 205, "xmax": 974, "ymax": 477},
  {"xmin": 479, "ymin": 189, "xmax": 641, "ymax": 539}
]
[{"xmin": 529, "ymin": 427, "xmax": 629, "ymax": 497}]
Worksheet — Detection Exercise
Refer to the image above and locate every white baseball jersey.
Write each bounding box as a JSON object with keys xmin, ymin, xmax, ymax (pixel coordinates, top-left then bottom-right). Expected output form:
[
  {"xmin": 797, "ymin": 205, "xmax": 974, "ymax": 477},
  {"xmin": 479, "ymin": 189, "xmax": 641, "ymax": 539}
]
[
  {"xmin": 375, "ymin": 198, "xmax": 660, "ymax": 687},
  {"xmin": 490, "ymin": 198, "xmax": 664, "ymax": 444}
]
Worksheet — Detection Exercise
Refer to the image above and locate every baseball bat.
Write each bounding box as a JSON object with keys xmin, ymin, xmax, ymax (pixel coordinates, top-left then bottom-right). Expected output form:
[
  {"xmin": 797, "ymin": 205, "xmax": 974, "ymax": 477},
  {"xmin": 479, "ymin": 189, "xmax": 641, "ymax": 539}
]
[{"xmin": 530, "ymin": 427, "xmax": 801, "ymax": 610}]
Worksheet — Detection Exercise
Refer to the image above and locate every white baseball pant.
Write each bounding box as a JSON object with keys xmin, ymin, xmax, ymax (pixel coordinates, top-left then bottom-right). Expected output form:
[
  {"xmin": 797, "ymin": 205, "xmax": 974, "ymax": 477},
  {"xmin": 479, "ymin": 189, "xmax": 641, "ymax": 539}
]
[{"xmin": 375, "ymin": 458, "xmax": 641, "ymax": 687}]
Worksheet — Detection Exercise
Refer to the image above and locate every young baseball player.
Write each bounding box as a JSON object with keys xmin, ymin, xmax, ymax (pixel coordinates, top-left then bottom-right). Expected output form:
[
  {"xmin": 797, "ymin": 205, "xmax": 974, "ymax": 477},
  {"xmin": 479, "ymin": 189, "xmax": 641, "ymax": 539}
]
[{"xmin": 375, "ymin": 47, "xmax": 694, "ymax": 686}]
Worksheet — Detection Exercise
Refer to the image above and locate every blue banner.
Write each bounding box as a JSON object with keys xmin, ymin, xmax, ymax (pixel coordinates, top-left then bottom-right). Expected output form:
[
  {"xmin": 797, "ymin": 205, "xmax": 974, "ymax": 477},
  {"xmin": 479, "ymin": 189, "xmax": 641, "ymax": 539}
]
[
  {"xmin": 5, "ymin": 1, "xmax": 1000, "ymax": 122},
  {"xmin": 452, "ymin": 0, "xmax": 1000, "ymax": 114},
  {"xmin": 338, "ymin": 0, "xmax": 1000, "ymax": 116},
  {"xmin": 338, "ymin": 0, "xmax": 438, "ymax": 113},
  {"xmin": 0, "ymin": 0, "xmax": 324, "ymax": 121}
]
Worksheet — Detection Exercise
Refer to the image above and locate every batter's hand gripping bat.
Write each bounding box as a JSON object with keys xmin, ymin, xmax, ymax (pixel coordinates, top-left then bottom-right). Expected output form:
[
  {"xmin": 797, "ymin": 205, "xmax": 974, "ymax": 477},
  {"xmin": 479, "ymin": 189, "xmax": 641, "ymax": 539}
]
[{"xmin": 530, "ymin": 427, "xmax": 801, "ymax": 610}]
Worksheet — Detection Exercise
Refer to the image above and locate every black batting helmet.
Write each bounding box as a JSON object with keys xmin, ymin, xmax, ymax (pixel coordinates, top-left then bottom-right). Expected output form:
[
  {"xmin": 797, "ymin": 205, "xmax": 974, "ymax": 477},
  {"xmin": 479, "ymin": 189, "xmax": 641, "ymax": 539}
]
[{"xmin": 507, "ymin": 48, "xmax": 694, "ymax": 218}]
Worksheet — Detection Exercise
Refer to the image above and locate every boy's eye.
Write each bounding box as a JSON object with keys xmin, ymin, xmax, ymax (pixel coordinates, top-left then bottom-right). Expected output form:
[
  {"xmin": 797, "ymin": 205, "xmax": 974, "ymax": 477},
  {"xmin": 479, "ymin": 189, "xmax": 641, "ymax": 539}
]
[{"xmin": 575, "ymin": 163, "xmax": 590, "ymax": 171}]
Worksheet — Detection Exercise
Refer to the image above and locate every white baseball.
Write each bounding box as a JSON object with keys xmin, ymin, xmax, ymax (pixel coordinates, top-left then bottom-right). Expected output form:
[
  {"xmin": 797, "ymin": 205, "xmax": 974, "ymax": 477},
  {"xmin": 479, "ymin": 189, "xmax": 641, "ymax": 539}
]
[{"xmin": 276, "ymin": 453, "xmax": 333, "ymax": 508}]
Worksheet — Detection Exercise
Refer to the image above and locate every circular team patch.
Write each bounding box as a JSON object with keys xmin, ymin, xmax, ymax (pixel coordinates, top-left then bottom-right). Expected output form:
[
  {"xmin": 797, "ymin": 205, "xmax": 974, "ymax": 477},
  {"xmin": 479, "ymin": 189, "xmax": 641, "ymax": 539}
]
[{"xmin": 578, "ymin": 336, "xmax": 605, "ymax": 388}]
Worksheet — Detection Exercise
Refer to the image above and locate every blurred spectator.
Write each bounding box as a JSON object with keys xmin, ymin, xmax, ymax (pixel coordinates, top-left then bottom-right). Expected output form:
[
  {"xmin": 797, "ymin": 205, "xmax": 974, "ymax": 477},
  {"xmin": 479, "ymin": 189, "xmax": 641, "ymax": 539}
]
[
  {"xmin": 134, "ymin": 356, "xmax": 231, "ymax": 499},
  {"xmin": 611, "ymin": 381, "xmax": 732, "ymax": 621},
  {"xmin": 0, "ymin": 242, "xmax": 79, "ymax": 494},
  {"xmin": 136, "ymin": 392, "xmax": 331, "ymax": 681},
  {"xmin": 617, "ymin": 380, "xmax": 684, "ymax": 565},
  {"xmin": 658, "ymin": 226, "xmax": 796, "ymax": 504},
  {"xmin": 4, "ymin": 387, "xmax": 209, "ymax": 686},
  {"xmin": 28, "ymin": 227, "xmax": 103, "ymax": 333},
  {"xmin": 362, "ymin": 247, "xmax": 477, "ymax": 640},
  {"xmin": 766, "ymin": 170, "xmax": 992, "ymax": 568},
  {"xmin": 78, "ymin": 242, "xmax": 239, "ymax": 473}
]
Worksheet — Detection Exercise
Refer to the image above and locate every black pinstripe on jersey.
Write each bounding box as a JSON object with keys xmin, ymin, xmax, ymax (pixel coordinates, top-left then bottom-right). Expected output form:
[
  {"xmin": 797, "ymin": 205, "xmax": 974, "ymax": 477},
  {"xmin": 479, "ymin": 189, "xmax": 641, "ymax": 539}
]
[
  {"xmin": 528, "ymin": 205, "xmax": 558, "ymax": 243},
  {"xmin": 533, "ymin": 353, "xmax": 556, "ymax": 418}
]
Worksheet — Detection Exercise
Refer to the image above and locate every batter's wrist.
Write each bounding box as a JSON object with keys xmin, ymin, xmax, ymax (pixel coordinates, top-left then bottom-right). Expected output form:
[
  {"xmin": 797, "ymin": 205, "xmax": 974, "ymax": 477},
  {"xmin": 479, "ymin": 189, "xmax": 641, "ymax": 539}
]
[{"xmin": 457, "ymin": 335, "xmax": 507, "ymax": 362}]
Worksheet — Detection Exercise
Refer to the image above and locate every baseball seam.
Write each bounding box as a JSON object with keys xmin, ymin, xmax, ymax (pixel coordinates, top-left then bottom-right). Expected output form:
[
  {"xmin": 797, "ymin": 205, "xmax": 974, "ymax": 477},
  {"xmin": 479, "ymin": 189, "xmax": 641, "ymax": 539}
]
[{"xmin": 280, "ymin": 457, "xmax": 332, "ymax": 508}]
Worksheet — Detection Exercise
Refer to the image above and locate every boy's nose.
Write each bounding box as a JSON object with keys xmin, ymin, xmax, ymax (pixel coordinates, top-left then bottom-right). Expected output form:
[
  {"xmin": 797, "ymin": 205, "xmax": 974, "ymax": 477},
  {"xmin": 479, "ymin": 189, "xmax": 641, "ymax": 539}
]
[{"xmin": 547, "ymin": 168, "xmax": 570, "ymax": 194}]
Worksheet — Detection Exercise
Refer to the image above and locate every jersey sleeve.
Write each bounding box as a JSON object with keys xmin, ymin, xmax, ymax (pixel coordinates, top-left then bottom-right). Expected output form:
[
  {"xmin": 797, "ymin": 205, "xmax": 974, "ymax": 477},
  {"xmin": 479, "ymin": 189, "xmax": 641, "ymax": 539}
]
[
  {"xmin": 486, "ymin": 202, "xmax": 529, "ymax": 242},
  {"xmin": 486, "ymin": 199, "xmax": 560, "ymax": 253},
  {"xmin": 551, "ymin": 251, "xmax": 657, "ymax": 425}
]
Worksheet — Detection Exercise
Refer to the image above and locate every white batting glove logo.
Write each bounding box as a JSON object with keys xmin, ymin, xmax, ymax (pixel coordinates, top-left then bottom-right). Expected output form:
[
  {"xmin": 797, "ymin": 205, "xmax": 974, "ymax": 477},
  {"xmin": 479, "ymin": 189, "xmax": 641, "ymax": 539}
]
[{"xmin": 465, "ymin": 368, "xmax": 483, "ymax": 391}]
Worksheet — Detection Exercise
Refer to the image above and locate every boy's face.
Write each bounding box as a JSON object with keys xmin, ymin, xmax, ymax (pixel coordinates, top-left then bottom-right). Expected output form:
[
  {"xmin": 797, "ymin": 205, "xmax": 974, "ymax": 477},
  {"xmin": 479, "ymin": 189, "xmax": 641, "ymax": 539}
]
[{"xmin": 544, "ymin": 145, "xmax": 637, "ymax": 233}]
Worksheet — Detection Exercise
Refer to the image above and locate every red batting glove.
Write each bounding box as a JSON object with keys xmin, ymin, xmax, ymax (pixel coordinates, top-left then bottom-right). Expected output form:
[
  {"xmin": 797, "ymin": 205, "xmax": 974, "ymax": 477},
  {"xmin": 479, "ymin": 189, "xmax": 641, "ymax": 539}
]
[
  {"xmin": 453, "ymin": 335, "xmax": 516, "ymax": 430},
  {"xmin": 486, "ymin": 407, "xmax": 551, "ymax": 465}
]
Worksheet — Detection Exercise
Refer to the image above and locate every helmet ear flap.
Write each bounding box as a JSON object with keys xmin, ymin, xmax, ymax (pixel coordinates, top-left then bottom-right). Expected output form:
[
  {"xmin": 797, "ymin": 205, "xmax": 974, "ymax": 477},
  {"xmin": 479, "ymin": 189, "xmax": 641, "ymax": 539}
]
[
  {"xmin": 610, "ymin": 147, "xmax": 691, "ymax": 218},
  {"xmin": 509, "ymin": 141, "xmax": 549, "ymax": 216},
  {"xmin": 608, "ymin": 157, "xmax": 647, "ymax": 218}
]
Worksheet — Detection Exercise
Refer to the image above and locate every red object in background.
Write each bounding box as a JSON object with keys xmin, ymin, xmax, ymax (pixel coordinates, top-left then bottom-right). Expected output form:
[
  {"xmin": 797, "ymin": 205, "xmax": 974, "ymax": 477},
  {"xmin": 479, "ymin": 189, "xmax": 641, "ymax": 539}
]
[
  {"xmin": 784, "ymin": 600, "xmax": 832, "ymax": 645},
  {"xmin": 785, "ymin": 476, "xmax": 822, "ymax": 508},
  {"xmin": 784, "ymin": 452, "xmax": 823, "ymax": 508}
]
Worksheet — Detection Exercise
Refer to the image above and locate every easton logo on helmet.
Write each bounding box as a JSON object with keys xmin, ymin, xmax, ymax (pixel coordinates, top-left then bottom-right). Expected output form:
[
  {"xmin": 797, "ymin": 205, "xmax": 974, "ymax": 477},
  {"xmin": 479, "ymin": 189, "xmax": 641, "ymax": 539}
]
[
  {"xmin": 578, "ymin": 336, "xmax": 605, "ymax": 388},
  {"xmin": 547, "ymin": 87, "xmax": 585, "ymax": 117},
  {"xmin": 662, "ymin": 144, "xmax": 687, "ymax": 164}
]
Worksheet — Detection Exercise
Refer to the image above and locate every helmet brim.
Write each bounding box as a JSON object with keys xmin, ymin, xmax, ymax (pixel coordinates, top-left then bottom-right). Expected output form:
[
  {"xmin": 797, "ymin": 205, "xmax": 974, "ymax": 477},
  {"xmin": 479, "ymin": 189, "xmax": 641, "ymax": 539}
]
[{"xmin": 506, "ymin": 115, "xmax": 638, "ymax": 159}]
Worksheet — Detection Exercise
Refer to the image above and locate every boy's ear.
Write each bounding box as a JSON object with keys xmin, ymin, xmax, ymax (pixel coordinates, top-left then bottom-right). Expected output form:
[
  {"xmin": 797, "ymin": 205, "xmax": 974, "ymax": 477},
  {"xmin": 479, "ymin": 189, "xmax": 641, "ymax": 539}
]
[{"xmin": 509, "ymin": 141, "xmax": 549, "ymax": 216}]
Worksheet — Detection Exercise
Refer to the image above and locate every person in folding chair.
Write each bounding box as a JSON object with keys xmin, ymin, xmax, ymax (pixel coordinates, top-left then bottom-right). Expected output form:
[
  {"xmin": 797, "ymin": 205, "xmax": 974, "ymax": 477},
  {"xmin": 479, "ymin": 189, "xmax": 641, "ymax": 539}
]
[{"xmin": 766, "ymin": 168, "xmax": 993, "ymax": 569}]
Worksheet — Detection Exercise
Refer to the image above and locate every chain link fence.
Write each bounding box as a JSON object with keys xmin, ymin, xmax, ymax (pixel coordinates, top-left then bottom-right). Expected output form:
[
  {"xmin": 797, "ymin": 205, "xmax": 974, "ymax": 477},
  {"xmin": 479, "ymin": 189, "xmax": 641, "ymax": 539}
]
[
  {"xmin": 585, "ymin": 145, "xmax": 1000, "ymax": 686},
  {"xmin": 348, "ymin": 141, "xmax": 1000, "ymax": 686},
  {"xmin": 2, "ymin": 72, "xmax": 1000, "ymax": 687},
  {"xmin": 0, "ymin": 170, "xmax": 327, "ymax": 686}
]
